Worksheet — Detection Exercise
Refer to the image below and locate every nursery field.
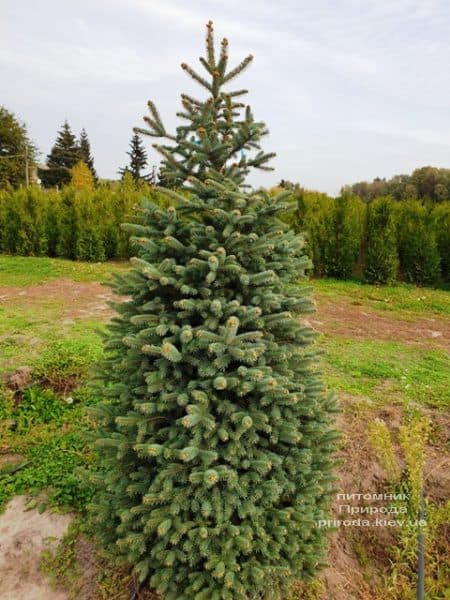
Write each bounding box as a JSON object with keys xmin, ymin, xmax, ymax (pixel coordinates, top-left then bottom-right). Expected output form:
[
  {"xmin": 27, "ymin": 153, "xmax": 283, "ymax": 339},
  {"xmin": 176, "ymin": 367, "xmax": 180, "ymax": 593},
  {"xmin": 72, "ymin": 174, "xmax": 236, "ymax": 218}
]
[{"xmin": 0, "ymin": 255, "xmax": 449, "ymax": 600}]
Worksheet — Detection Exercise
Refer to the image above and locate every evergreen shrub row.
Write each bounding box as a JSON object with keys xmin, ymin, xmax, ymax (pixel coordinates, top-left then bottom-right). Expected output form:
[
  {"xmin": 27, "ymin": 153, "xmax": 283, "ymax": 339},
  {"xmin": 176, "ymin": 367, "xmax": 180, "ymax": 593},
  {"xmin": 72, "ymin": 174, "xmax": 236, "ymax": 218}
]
[
  {"xmin": 0, "ymin": 184, "xmax": 448, "ymax": 285},
  {"xmin": 287, "ymin": 191, "xmax": 449, "ymax": 285},
  {"xmin": 0, "ymin": 181, "xmax": 163, "ymax": 262}
]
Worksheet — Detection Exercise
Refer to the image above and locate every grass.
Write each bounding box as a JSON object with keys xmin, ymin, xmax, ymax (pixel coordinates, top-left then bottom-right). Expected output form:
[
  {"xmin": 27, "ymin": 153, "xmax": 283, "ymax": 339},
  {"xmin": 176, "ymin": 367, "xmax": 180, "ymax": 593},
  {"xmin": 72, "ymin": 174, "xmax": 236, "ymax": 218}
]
[
  {"xmin": 311, "ymin": 277, "xmax": 450, "ymax": 318},
  {"xmin": 320, "ymin": 335, "xmax": 450, "ymax": 409},
  {"xmin": 0, "ymin": 298, "xmax": 105, "ymax": 373},
  {"xmin": 0, "ymin": 255, "xmax": 128, "ymax": 286},
  {"xmin": 0, "ymin": 384, "xmax": 95, "ymax": 512}
]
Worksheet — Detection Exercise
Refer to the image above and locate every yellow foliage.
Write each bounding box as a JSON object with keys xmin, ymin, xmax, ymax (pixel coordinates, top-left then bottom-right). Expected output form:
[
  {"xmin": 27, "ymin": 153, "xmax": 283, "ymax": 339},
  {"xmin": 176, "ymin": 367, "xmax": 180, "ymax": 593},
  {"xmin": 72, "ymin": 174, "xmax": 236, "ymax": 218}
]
[
  {"xmin": 367, "ymin": 418, "xmax": 401, "ymax": 482},
  {"xmin": 70, "ymin": 161, "xmax": 94, "ymax": 191},
  {"xmin": 268, "ymin": 186, "xmax": 284, "ymax": 196},
  {"xmin": 399, "ymin": 415, "xmax": 431, "ymax": 513}
]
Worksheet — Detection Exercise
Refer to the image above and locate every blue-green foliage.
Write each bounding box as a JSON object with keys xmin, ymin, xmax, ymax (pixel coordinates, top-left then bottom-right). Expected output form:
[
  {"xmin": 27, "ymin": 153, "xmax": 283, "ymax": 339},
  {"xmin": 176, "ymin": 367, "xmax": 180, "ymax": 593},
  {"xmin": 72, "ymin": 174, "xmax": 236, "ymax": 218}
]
[{"xmin": 88, "ymin": 23, "xmax": 339, "ymax": 600}]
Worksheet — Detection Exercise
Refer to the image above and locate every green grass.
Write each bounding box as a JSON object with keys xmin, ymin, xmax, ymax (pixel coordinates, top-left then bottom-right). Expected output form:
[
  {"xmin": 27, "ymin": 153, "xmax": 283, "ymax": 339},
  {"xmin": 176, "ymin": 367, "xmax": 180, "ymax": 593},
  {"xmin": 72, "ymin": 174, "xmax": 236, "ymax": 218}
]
[
  {"xmin": 0, "ymin": 255, "xmax": 128, "ymax": 286},
  {"xmin": 0, "ymin": 385, "xmax": 96, "ymax": 512},
  {"xmin": 311, "ymin": 277, "xmax": 450, "ymax": 318},
  {"xmin": 0, "ymin": 311, "xmax": 105, "ymax": 374},
  {"xmin": 321, "ymin": 334, "xmax": 450, "ymax": 409}
]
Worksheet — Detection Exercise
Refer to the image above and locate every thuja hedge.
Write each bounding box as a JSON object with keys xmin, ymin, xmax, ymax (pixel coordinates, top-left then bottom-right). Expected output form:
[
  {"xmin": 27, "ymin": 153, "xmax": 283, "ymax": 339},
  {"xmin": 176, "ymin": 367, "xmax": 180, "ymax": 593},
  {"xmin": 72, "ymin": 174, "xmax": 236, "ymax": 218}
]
[
  {"xmin": 286, "ymin": 191, "xmax": 449, "ymax": 285},
  {"xmin": 0, "ymin": 183, "xmax": 165, "ymax": 262},
  {"xmin": 0, "ymin": 185, "xmax": 448, "ymax": 285}
]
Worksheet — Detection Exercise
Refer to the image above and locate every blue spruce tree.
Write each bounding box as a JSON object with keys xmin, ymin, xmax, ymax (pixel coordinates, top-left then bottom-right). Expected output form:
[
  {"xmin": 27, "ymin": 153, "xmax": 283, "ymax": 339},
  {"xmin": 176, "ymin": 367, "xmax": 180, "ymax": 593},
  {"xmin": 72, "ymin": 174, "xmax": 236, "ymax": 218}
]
[{"xmin": 88, "ymin": 21, "xmax": 339, "ymax": 600}]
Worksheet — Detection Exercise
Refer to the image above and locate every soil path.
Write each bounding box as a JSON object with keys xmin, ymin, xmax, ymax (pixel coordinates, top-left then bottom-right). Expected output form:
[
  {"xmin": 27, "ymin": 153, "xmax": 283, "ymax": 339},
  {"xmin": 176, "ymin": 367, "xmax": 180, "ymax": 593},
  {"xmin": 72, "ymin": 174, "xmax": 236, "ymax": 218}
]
[
  {"xmin": 0, "ymin": 279, "xmax": 117, "ymax": 321},
  {"xmin": 312, "ymin": 297, "xmax": 450, "ymax": 351},
  {"xmin": 0, "ymin": 279, "xmax": 448, "ymax": 349},
  {"xmin": 0, "ymin": 496, "xmax": 71, "ymax": 600}
]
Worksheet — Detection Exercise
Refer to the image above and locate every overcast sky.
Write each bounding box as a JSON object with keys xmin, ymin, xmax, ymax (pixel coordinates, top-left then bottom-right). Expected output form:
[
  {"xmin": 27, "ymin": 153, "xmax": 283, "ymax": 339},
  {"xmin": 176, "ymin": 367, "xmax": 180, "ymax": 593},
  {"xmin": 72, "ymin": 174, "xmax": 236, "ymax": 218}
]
[{"xmin": 2, "ymin": 0, "xmax": 450, "ymax": 194}]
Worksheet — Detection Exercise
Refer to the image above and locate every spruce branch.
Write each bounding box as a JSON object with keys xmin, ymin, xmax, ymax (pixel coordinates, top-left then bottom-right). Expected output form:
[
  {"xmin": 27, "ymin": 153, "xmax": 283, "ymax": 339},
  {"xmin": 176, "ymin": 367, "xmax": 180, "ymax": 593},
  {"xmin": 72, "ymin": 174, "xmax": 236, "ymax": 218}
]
[
  {"xmin": 181, "ymin": 63, "xmax": 212, "ymax": 92},
  {"xmin": 223, "ymin": 55, "xmax": 254, "ymax": 83},
  {"xmin": 206, "ymin": 20, "xmax": 215, "ymax": 68},
  {"xmin": 199, "ymin": 57, "xmax": 213, "ymax": 75},
  {"xmin": 217, "ymin": 38, "xmax": 229, "ymax": 76}
]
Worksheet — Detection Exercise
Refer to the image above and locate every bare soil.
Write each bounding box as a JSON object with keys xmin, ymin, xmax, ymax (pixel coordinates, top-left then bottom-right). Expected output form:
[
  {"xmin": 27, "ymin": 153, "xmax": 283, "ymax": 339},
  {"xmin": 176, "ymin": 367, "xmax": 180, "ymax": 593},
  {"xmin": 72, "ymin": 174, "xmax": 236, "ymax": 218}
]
[
  {"xmin": 312, "ymin": 298, "xmax": 450, "ymax": 351},
  {"xmin": 0, "ymin": 279, "xmax": 117, "ymax": 322},
  {"xmin": 0, "ymin": 496, "xmax": 71, "ymax": 600}
]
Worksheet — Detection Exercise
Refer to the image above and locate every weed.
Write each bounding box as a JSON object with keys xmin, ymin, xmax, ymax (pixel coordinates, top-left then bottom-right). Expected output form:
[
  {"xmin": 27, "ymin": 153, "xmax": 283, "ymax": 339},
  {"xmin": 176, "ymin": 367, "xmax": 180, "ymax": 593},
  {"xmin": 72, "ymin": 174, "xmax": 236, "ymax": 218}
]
[
  {"xmin": 13, "ymin": 386, "xmax": 67, "ymax": 431},
  {"xmin": 0, "ymin": 430, "xmax": 93, "ymax": 511},
  {"xmin": 368, "ymin": 418, "xmax": 401, "ymax": 482},
  {"xmin": 0, "ymin": 385, "xmax": 94, "ymax": 511},
  {"xmin": 399, "ymin": 415, "xmax": 432, "ymax": 514},
  {"xmin": 289, "ymin": 579, "xmax": 326, "ymax": 599},
  {"xmin": 367, "ymin": 414, "xmax": 449, "ymax": 599},
  {"xmin": 32, "ymin": 339, "xmax": 103, "ymax": 393}
]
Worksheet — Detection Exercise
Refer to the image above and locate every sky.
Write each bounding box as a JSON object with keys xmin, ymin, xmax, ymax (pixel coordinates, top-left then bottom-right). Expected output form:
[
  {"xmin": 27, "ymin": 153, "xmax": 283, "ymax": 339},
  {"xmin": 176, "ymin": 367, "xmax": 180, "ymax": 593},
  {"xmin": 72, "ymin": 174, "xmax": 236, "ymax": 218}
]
[{"xmin": 2, "ymin": 0, "xmax": 450, "ymax": 195}]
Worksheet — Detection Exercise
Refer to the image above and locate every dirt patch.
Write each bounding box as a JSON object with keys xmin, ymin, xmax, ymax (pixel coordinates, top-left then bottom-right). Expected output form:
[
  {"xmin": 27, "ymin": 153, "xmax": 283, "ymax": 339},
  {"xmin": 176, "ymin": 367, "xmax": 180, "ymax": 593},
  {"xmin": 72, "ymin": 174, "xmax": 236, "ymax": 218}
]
[
  {"xmin": 0, "ymin": 495, "xmax": 72, "ymax": 600},
  {"xmin": 1, "ymin": 279, "xmax": 448, "ymax": 350},
  {"xmin": 311, "ymin": 298, "xmax": 450, "ymax": 351},
  {"xmin": 0, "ymin": 279, "xmax": 118, "ymax": 322}
]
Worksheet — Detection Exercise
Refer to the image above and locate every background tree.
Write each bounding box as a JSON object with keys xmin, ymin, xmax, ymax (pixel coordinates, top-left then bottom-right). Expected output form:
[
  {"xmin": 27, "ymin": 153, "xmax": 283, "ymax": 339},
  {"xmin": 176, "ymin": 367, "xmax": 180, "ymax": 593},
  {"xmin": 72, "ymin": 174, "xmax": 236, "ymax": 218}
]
[
  {"xmin": 40, "ymin": 121, "xmax": 80, "ymax": 188},
  {"xmin": 322, "ymin": 193, "xmax": 365, "ymax": 279},
  {"xmin": 78, "ymin": 128, "xmax": 97, "ymax": 181},
  {"xmin": 342, "ymin": 166, "xmax": 450, "ymax": 204},
  {"xmin": 119, "ymin": 133, "xmax": 149, "ymax": 182},
  {"xmin": 88, "ymin": 21, "xmax": 338, "ymax": 600},
  {"xmin": 0, "ymin": 106, "xmax": 37, "ymax": 189},
  {"xmin": 431, "ymin": 202, "xmax": 450, "ymax": 280}
]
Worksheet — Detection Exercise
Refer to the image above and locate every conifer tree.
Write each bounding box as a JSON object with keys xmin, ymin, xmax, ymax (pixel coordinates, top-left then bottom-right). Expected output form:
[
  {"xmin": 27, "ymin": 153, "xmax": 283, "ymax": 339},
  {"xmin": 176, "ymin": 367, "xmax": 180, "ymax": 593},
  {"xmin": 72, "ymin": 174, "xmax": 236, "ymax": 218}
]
[
  {"xmin": 79, "ymin": 128, "xmax": 97, "ymax": 181},
  {"xmin": 119, "ymin": 133, "xmax": 149, "ymax": 182},
  {"xmin": 0, "ymin": 106, "xmax": 37, "ymax": 188},
  {"xmin": 40, "ymin": 121, "xmax": 80, "ymax": 188},
  {"xmin": 88, "ymin": 21, "xmax": 338, "ymax": 600}
]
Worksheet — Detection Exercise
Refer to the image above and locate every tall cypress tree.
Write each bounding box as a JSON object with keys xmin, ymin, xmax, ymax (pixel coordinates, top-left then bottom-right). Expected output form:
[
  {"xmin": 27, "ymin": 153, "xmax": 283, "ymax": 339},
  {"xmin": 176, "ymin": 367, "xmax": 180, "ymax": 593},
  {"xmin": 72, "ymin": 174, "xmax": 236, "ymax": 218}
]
[
  {"xmin": 79, "ymin": 128, "xmax": 97, "ymax": 181},
  {"xmin": 40, "ymin": 121, "xmax": 80, "ymax": 188},
  {"xmin": 119, "ymin": 133, "xmax": 149, "ymax": 182},
  {"xmin": 88, "ymin": 22, "xmax": 338, "ymax": 600}
]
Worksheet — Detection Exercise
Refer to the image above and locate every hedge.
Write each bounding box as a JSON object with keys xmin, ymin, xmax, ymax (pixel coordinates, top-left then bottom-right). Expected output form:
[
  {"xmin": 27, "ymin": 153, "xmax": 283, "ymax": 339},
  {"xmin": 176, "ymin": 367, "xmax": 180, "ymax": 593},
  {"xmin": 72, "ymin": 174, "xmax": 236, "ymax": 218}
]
[
  {"xmin": 0, "ymin": 182, "xmax": 163, "ymax": 262},
  {"xmin": 363, "ymin": 196, "xmax": 399, "ymax": 285},
  {"xmin": 0, "ymin": 185, "xmax": 448, "ymax": 286}
]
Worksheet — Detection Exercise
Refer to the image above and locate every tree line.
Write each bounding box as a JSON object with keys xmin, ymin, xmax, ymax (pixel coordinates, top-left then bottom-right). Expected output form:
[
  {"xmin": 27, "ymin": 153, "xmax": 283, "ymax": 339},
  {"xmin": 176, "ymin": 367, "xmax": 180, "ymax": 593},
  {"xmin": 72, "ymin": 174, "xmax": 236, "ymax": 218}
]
[
  {"xmin": 0, "ymin": 106, "xmax": 154, "ymax": 189},
  {"xmin": 0, "ymin": 177, "xmax": 166, "ymax": 262}
]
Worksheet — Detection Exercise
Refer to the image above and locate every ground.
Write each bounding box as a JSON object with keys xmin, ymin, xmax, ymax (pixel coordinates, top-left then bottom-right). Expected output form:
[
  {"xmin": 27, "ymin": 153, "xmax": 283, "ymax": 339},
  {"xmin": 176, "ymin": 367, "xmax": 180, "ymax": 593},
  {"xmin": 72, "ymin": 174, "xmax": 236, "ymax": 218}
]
[
  {"xmin": 0, "ymin": 256, "xmax": 449, "ymax": 600},
  {"xmin": 0, "ymin": 496, "xmax": 71, "ymax": 600}
]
